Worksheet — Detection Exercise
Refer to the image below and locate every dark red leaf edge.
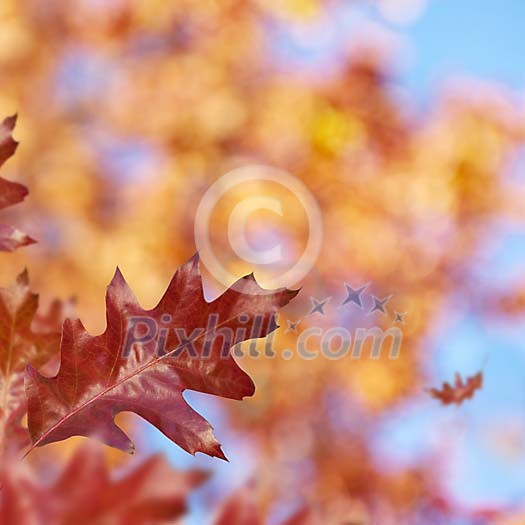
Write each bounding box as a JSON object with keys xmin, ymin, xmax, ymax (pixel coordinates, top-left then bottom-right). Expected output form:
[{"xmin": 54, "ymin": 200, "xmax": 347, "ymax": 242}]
[{"xmin": 0, "ymin": 114, "xmax": 35, "ymax": 251}]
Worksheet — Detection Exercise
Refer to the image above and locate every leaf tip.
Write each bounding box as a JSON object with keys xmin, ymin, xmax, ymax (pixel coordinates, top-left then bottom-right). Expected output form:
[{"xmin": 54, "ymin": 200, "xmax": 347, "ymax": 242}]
[
  {"xmin": 2, "ymin": 113, "xmax": 18, "ymax": 131},
  {"xmin": 16, "ymin": 267, "xmax": 30, "ymax": 286},
  {"xmin": 215, "ymin": 445, "xmax": 229, "ymax": 462},
  {"xmin": 111, "ymin": 266, "xmax": 126, "ymax": 284}
]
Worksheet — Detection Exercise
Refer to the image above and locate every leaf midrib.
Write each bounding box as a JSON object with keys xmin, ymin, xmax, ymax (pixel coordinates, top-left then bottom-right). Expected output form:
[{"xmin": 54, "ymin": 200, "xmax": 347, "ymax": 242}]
[{"xmin": 27, "ymin": 310, "xmax": 258, "ymax": 453}]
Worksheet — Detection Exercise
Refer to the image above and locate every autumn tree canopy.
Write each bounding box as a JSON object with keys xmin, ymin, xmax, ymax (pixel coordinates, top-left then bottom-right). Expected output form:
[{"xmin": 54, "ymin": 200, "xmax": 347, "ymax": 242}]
[{"xmin": 0, "ymin": 1, "xmax": 524, "ymax": 524}]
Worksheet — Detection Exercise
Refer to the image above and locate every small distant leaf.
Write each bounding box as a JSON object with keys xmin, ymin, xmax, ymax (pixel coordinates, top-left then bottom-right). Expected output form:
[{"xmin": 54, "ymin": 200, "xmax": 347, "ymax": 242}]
[{"xmin": 428, "ymin": 372, "xmax": 483, "ymax": 406}]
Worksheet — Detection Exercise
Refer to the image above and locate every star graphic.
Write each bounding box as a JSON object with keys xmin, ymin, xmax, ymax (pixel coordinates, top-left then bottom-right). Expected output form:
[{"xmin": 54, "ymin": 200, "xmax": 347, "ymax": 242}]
[
  {"xmin": 369, "ymin": 294, "xmax": 392, "ymax": 316},
  {"xmin": 339, "ymin": 282, "xmax": 369, "ymax": 309},
  {"xmin": 285, "ymin": 319, "xmax": 300, "ymax": 333},
  {"xmin": 393, "ymin": 311, "xmax": 407, "ymax": 325},
  {"xmin": 308, "ymin": 297, "xmax": 330, "ymax": 316}
]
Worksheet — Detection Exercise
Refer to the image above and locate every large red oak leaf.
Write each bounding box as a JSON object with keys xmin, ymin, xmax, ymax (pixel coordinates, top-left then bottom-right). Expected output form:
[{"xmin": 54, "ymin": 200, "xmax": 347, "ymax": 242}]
[
  {"xmin": 0, "ymin": 271, "xmax": 62, "ymax": 457},
  {"xmin": 26, "ymin": 254, "xmax": 298, "ymax": 458},
  {"xmin": 0, "ymin": 115, "xmax": 35, "ymax": 252},
  {"xmin": 0, "ymin": 443, "xmax": 208, "ymax": 525}
]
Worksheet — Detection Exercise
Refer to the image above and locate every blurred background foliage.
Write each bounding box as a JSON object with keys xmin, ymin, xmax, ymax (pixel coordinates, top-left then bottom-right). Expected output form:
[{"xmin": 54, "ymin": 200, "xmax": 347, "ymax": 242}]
[{"xmin": 1, "ymin": 0, "xmax": 525, "ymax": 523}]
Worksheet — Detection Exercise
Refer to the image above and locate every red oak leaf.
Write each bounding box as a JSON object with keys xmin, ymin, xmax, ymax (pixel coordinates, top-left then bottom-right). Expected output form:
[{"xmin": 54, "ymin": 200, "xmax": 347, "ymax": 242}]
[
  {"xmin": 0, "ymin": 271, "xmax": 62, "ymax": 457},
  {"xmin": 428, "ymin": 372, "xmax": 483, "ymax": 406},
  {"xmin": 212, "ymin": 487, "xmax": 366, "ymax": 525},
  {"xmin": 0, "ymin": 443, "xmax": 207, "ymax": 525},
  {"xmin": 280, "ymin": 504, "xmax": 366, "ymax": 525},
  {"xmin": 26, "ymin": 254, "xmax": 298, "ymax": 458},
  {"xmin": 213, "ymin": 485, "xmax": 262, "ymax": 525},
  {"xmin": 0, "ymin": 115, "xmax": 35, "ymax": 252}
]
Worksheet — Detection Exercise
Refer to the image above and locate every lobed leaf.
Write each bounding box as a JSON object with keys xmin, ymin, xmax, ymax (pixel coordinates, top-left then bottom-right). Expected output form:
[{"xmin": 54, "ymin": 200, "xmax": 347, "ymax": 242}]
[
  {"xmin": 428, "ymin": 371, "xmax": 483, "ymax": 406},
  {"xmin": 0, "ymin": 271, "xmax": 62, "ymax": 457},
  {"xmin": 0, "ymin": 115, "xmax": 35, "ymax": 252},
  {"xmin": 26, "ymin": 254, "xmax": 298, "ymax": 458}
]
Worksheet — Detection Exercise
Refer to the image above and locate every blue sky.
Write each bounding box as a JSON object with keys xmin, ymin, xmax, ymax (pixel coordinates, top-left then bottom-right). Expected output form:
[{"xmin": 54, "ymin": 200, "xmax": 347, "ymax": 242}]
[
  {"xmin": 401, "ymin": 0, "xmax": 525, "ymax": 96},
  {"xmin": 370, "ymin": 0, "xmax": 525, "ymax": 512},
  {"xmin": 269, "ymin": 0, "xmax": 525, "ymax": 101}
]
